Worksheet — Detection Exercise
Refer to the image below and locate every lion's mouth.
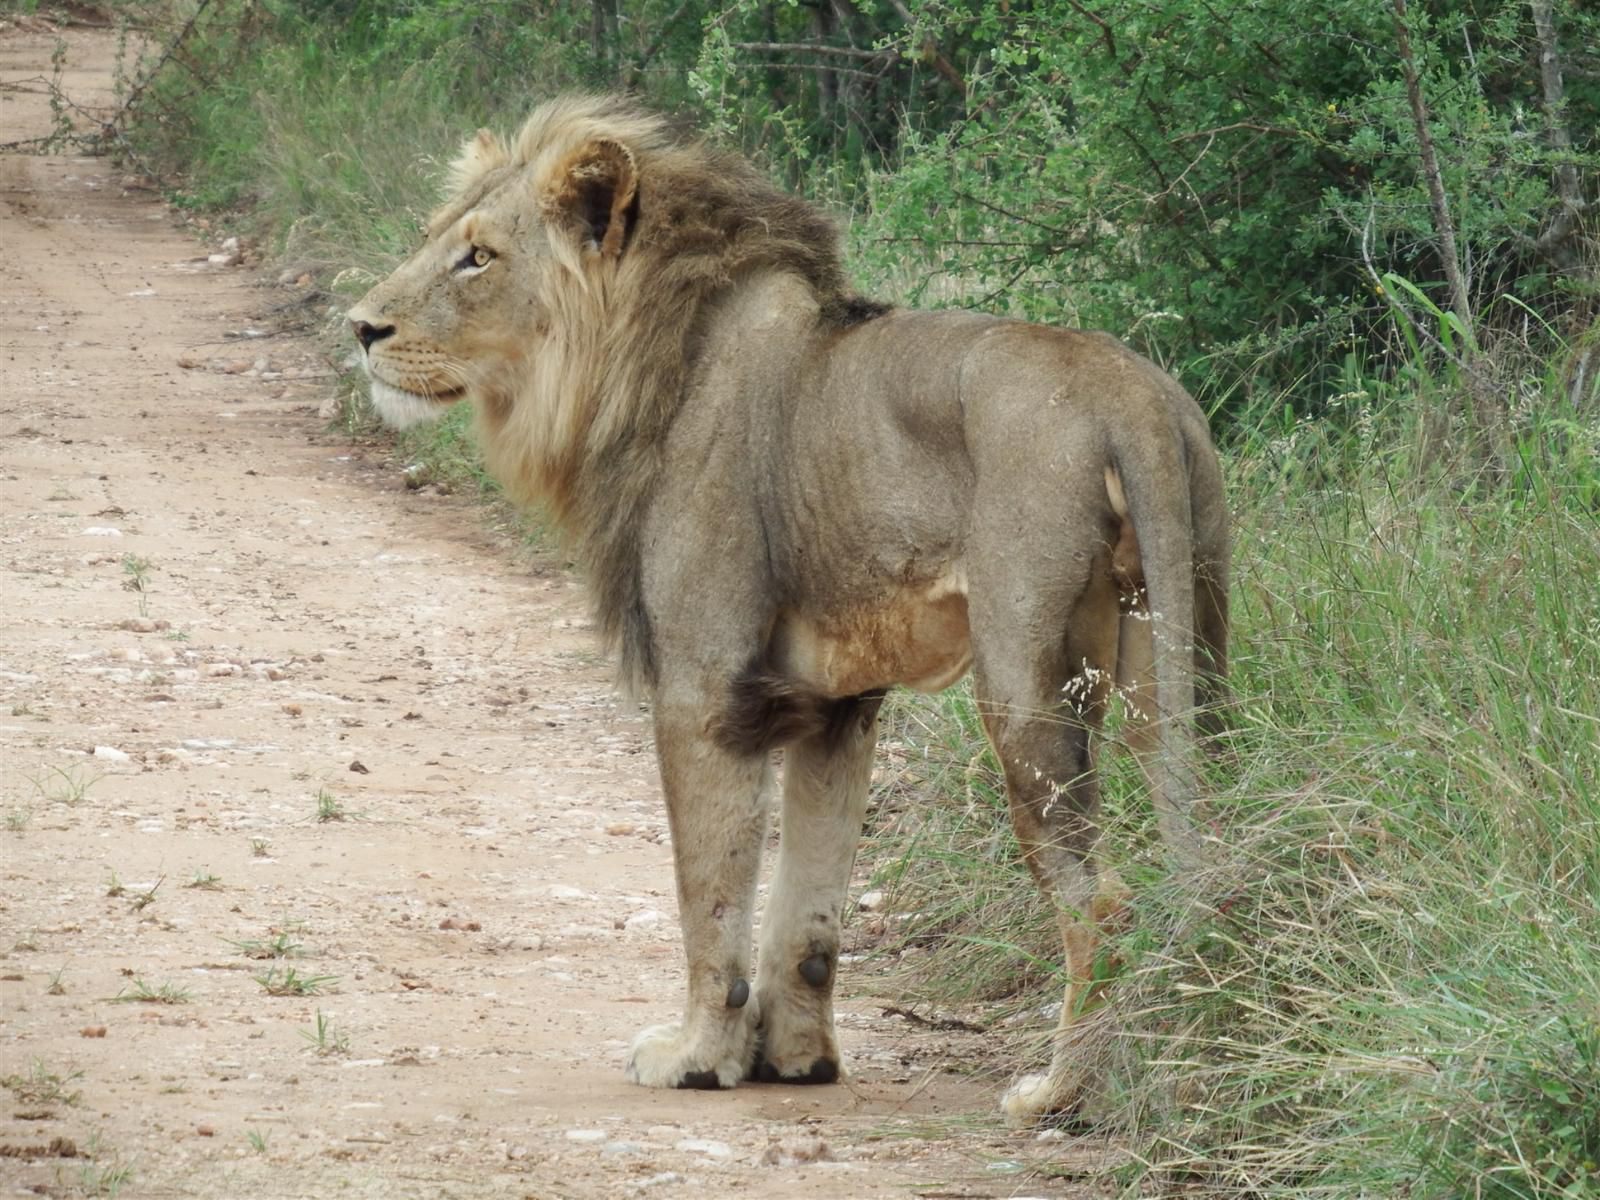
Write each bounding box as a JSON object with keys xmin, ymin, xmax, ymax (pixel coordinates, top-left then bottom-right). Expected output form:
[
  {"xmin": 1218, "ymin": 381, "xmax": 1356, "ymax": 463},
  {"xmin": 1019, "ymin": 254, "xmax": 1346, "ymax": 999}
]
[{"xmin": 365, "ymin": 377, "xmax": 469, "ymax": 430}]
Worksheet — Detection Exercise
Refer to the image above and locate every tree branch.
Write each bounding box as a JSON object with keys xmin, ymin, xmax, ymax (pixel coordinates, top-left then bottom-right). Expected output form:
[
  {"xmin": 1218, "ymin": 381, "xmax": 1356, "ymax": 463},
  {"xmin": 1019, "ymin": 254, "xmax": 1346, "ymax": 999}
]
[{"xmin": 731, "ymin": 41, "xmax": 893, "ymax": 62}]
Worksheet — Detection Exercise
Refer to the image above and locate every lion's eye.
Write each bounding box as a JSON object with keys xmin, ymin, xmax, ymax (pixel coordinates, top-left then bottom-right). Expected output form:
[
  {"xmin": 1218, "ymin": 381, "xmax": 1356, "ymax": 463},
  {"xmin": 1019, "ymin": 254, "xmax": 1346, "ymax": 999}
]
[{"xmin": 457, "ymin": 245, "xmax": 495, "ymax": 272}]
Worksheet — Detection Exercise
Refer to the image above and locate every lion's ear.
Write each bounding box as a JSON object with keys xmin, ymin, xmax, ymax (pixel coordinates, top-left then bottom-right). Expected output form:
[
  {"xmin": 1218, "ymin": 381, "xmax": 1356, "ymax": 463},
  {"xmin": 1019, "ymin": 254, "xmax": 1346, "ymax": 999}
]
[{"xmin": 541, "ymin": 138, "xmax": 639, "ymax": 259}]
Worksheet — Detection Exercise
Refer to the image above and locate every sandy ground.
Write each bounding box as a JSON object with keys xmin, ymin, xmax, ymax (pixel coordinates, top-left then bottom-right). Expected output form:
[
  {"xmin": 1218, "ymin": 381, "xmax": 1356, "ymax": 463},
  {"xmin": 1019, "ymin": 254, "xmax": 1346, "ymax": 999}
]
[{"xmin": 0, "ymin": 25, "xmax": 1100, "ymax": 1200}]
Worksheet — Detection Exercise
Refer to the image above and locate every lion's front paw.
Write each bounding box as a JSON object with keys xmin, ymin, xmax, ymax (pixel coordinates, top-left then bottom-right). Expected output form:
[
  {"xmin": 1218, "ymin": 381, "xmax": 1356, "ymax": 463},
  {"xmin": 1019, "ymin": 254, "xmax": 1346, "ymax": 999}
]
[
  {"xmin": 625, "ymin": 1022, "xmax": 751, "ymax": 1090},
  {"xmin": 747, "ymin": 1013, "xmax": 842, "ymax": 1085}
]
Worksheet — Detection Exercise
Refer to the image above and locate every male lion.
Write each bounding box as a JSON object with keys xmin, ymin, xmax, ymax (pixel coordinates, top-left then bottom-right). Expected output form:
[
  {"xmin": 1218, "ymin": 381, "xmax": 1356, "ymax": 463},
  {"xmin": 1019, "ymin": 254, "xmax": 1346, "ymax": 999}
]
[{"xmin": 348, "ymin": 95, "xmax": 1229, "ymax": 1123}]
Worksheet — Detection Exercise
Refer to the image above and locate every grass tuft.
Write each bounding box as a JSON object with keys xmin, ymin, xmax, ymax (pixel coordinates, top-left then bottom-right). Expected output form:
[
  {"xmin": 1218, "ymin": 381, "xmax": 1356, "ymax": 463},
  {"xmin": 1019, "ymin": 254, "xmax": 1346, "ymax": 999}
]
[{"xmin": 254, "ymin": 966, "xmax": 337, "ymax": 997}]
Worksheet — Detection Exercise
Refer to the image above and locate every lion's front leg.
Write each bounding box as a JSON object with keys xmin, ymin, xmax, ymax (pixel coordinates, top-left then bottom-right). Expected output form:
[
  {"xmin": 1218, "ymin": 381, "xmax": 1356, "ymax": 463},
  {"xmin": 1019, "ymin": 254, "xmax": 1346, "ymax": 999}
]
[
  {"xmin": 625, "ymin": 704, "xmax": 770, "ymax": 1090},
  {"xmin": 751, "ymin": 693, "xmax": 882, "ymax": 1084}
]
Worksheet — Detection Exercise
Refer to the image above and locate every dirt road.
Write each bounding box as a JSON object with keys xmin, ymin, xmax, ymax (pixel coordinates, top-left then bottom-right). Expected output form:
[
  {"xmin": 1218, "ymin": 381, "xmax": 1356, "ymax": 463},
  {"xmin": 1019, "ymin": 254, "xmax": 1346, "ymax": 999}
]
[{"xmin": 0, "ymin": 26, "xmax": 1085, "ymax": 1200}]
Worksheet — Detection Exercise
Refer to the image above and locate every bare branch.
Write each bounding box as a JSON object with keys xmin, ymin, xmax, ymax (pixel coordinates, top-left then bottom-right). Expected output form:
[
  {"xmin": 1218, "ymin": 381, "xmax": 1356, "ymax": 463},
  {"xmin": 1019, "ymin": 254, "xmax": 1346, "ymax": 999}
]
[{"xmin": 731, "ymin": 41, "xmax": 893, "ymax": 62}]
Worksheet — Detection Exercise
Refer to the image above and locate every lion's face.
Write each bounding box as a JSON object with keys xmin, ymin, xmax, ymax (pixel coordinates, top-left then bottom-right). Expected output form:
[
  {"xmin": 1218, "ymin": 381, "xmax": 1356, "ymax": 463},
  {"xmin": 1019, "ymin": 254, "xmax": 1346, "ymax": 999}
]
[
  {"xmin": 347, "ymin": 167, "xmax": 551, "ymax": 429},
  {"xmin": 347, "ymin": 127, "xmax": 640, "ymax": 430}
]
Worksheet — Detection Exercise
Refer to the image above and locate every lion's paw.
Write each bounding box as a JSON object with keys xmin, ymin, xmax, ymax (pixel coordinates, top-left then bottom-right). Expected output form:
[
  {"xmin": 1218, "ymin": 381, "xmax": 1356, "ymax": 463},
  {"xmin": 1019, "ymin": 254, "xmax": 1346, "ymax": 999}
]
[
  {"xmin": 747, "ymin": 1019, "xmax": 841, "ymax": 1085},
  {"xmin": 1001, "ymin": 1065, "xmax": 1111, "ymax": 1128},
  {"xmin": 625, "ymin": 1022, "xmax": 750, "ymax": 1091},
  {"xmin": 1000, "ymin": 1072, "xmax": 1063, "ymax": 1126}
]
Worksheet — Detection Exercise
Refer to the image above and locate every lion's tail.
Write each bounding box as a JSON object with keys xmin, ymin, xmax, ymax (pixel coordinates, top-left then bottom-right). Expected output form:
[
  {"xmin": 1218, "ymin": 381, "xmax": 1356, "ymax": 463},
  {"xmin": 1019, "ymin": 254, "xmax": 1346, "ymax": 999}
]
[{"xmin": 1109, "ymin": 420, "xmax": 1206, "ymax": 870}]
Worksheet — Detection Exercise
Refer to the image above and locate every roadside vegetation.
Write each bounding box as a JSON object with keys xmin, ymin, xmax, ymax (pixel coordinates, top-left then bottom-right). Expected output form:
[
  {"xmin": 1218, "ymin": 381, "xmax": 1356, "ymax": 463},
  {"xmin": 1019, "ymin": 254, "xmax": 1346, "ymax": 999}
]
[{"xmin": 23, "ymin": 0, "xmax": 1600, "ymax": 1192}]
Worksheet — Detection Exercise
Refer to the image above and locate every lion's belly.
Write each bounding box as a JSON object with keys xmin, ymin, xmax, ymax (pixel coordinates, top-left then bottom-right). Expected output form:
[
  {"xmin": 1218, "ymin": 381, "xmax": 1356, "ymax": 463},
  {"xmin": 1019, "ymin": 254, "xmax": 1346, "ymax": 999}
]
[{"xmin": 780, "ymin": 567, "xmax": 973, "ymax": 697}]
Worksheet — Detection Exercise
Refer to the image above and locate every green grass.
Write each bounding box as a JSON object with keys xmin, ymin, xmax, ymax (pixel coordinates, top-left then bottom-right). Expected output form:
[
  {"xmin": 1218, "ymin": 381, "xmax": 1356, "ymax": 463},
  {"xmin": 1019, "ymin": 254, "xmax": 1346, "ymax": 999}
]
[
  {"xmin": 254, "ymin": 966, "xmax": 337, "ymax": 997},
  {"xmin": 2, "ymin": 1059, "xmax": 83, "ymax": 1107},
  {"xmin": 299, "ymin": 1008, "xmax": 350, "ymax": 1056},
  {"xmin": 112, "ymin": 978, "xmax": 191, "ymax": 1005}
]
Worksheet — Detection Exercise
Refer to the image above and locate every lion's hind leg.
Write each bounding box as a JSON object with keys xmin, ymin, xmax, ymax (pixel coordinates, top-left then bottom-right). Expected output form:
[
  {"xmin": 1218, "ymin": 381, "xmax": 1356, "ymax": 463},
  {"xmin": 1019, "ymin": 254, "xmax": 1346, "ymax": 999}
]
[
  {"xmin": 750, "ymin": 691, "xmax": 883, "ymax": 1084},
  {"xmin": 968, "ymin": 539, "xmax": 1126, "ymax": 1125}
]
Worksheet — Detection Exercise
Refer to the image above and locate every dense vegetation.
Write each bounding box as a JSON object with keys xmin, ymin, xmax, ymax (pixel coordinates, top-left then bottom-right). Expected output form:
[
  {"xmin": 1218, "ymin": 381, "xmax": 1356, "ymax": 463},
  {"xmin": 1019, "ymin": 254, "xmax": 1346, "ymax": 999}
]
[{"xmin": 44, "ymin": 0, "xmax": 1600, "ymax": 1192}]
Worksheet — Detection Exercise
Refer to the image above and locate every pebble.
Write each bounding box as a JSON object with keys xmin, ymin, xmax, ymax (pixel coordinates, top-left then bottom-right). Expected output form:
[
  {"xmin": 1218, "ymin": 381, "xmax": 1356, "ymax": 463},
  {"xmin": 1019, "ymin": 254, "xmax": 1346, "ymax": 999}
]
[
  {"xmin": 761, "ymin": 1135, "xmax": 832, "ymax": 1166},
  {"xmin": 623, "ymin": 909, "xmax": 663, "ymax": 932},
  {"xmin": 116, "ymin": 617, "xmax": 170, "ymax": 633},
  {"xmin": 92, "ymin": 746, "xmax": 130, "ymax": 762},
  {"xmin": 564, "ymin": 1129, "xmax": 607, "ymax": 1143},
  {"xmin": 80, "ymin": 526, "xmax": 122, "ymax": 537},
  {"xmin": 204, "ymin": 662, "xmax": 241, "ymax": 677},
  {"xmin": 857, "ymin": 890, "xmax": 886, "ymax": 912},
  {"xmin": 547, "ymin": 884, "xmax": 588, "ymax": 901},
  {"xmin": 674, "ymin": 1137, "xmax": 733, "ymax": 1160},
  {"xmin": 601, "ymin": 1140, "xmax": 643, "ymax": 1157}
]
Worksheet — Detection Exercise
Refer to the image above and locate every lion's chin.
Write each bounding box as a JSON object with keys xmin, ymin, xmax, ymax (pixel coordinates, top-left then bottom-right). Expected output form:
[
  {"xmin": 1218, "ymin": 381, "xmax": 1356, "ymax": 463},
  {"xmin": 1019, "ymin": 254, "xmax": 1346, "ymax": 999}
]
[{"xmin": 366, "ymin": 378, "xmax": 465, "ymax": 430}]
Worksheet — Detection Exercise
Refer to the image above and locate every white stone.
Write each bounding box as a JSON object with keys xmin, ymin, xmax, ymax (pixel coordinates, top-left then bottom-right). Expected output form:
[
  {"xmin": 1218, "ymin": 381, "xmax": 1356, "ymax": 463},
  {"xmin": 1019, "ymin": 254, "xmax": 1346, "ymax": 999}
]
[
  {"xmin": 674, "ymin": 1137, "xmax": 733, "ymax": 1160},
  {"xmin": 857, "ymin": 890, "xmax": 886, "ymax": 912},
  {"xmin": 92, "ymin": 746, "xmax": 130, "ymax": 762}
]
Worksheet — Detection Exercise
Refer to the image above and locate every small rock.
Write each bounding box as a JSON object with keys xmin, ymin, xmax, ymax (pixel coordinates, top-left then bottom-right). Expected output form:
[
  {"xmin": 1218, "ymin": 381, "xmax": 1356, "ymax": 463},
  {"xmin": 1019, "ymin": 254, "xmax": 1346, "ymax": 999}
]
[
  {"xmin": 295, "ymin": 272, "xmax": 314, "ymax": 288},
  {"xmin": 636, "ymin": 1173, "xmax": 683, "ymax": 1190},
  {"xmin": 564, "ymin": 1129, "xmax": 607, "ymax": 1143},
  {"xmin": 857, "ymin": 890, "xmax": 886, "ymax": 912},
  {"xmin": 79, "ymin": 1026, "xmax": 107, "ymax": 1039},
  {"xmin": 196, "ymin": 1124, "xmax": 215, "ymax": 1137},
  {"xmin": 204, "ymin": 662, "xmax": 241, "ymax": 677},
  {"xmin": 547, "ymin": 885, "xmax": 588, "ymax": 901},
  {"xmin": 177, "ymin": 355, "xmax": 202, "ymax": 370},
  {"xmin": 761, "ymin": 1135, "xmax": 833, "ymax": 1166},
  {"xmin": 223, "ymin": 361, "xmax": 250, "ymax": 375},
  {"xmin": 601, "ymin": 1140, "xmax": 643, "ymax": 1158},
  {"xmin": 674, "ymin": 1137, "xmax": 733, "ymax": 1160},
  {"xmin": 277, "ymin": 269, "xmax": 299, "ymax": 286},
  {"xmin": 80, "ymin": 526, "xmax": 122, "ymax": 537},
  {"xmin": 605, "ymin": 822, "xmax": 635, "ymax": 836},
  {"xmin": 348, "ymin": 760, "xmax": 370, "ymax": 774},
  {"xmin": 221, "ymin": 237, "xmax": 239, "ymax": 253},
  {"xmin": 92, "ymin": 746, "xmax": 130, "ymax": 762},
  {"xmin": 623, "ymin": 909, "xmax": 663, "ymax": 932},
  {"xmin": 116, "ymin": 617, "xmax": 169, "ymax": 633}
]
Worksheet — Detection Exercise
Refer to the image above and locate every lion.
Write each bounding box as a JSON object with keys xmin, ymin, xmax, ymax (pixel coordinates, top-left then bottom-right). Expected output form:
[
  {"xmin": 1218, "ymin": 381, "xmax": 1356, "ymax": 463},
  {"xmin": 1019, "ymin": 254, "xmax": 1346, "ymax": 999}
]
[{"xmin": 347, "ymin": 94, "xmax": 1230, "ymax": 1123}]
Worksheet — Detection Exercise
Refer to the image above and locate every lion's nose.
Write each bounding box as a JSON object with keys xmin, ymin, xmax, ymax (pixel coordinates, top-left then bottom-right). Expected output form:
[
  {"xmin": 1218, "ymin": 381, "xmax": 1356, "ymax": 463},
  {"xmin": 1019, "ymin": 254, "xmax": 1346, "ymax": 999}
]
[{"xmin": 351, "ymin": 319, "xmax": 395, "ymax": 352}]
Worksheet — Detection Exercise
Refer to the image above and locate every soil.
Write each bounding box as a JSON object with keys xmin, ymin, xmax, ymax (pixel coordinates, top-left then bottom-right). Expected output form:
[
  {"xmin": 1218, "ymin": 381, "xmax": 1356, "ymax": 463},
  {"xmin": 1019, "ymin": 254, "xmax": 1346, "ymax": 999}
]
[{"xmin": 0, "ymin": 25, "xmax": 1096, "ymax": 1200}]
